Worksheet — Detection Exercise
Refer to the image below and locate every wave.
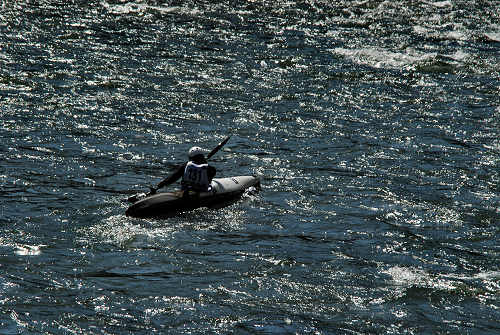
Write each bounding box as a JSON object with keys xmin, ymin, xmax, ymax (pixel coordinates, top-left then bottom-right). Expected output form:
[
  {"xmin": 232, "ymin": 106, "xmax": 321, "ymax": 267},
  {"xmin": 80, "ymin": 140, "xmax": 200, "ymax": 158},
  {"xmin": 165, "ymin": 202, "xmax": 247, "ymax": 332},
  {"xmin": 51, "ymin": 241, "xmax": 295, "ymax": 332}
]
[
  {"xmin": 333, "ymin": 47, "xmax": 469, "ymax": 73},
  {"xmin": 101, "ymin": 1, "xmax": 202, "ymax": 16},
  {"xmin": 332, "ymin": 46, "xmax": 499, "ymax": 75}
]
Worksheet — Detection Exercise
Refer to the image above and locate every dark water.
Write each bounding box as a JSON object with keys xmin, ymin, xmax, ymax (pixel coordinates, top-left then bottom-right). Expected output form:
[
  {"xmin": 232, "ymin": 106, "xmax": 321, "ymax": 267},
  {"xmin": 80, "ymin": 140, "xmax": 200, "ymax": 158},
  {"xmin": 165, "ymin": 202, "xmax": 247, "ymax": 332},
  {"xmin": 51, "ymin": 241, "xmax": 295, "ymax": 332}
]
[{"xmin": 1, "ymin": 1, "xmax": 499, "ymax": 333}]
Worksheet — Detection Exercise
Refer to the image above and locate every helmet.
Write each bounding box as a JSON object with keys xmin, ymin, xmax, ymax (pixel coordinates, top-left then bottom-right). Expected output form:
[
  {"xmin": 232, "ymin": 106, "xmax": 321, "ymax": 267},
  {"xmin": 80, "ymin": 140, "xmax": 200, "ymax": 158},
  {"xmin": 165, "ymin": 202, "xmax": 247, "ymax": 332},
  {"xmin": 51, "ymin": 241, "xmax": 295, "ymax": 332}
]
[{"xmin": 188, "ymin": 146, "xmax": 206, "ymax": 159}]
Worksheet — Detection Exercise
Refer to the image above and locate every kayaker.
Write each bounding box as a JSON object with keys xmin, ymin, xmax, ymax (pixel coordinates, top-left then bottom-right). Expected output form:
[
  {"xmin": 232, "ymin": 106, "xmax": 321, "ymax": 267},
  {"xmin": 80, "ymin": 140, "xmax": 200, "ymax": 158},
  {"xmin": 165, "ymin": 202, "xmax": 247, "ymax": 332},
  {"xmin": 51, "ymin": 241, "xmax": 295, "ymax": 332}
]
[{"xmin": 152, "ymin": 146, "xmax": 216, "ymax": 193}]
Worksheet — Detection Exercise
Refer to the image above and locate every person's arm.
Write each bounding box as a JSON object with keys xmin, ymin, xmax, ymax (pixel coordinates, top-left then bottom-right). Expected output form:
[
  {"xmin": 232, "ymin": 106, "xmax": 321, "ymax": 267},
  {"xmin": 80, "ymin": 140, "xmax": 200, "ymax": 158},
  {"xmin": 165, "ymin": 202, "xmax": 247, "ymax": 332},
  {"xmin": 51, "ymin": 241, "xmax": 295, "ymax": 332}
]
[
  {"xmin": 155, "ymin": 163, "xmax": 186, "ymax": 190},
  {"xmin": 207, "ymin": 165, "xmax": 216, "ymax": 181}
]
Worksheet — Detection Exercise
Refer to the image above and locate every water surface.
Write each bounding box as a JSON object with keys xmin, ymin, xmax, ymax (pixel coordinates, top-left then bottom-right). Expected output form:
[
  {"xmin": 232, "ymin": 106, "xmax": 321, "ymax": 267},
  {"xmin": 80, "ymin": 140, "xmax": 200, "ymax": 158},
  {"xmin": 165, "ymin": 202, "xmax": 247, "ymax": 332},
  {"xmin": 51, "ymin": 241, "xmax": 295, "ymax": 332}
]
[{"xmin": 1, "ymin": 1, "xmax": 499, "ymax": 334}]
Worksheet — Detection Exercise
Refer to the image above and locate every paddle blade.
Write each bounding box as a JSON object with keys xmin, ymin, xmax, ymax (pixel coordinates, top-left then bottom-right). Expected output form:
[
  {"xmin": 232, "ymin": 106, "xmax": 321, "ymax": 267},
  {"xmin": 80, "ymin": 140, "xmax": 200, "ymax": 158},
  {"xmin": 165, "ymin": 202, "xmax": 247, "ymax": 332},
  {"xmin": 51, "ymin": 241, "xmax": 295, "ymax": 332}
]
[{"xmin": 127, "ymin": 193, "xmax": 146, "ymax": 203}]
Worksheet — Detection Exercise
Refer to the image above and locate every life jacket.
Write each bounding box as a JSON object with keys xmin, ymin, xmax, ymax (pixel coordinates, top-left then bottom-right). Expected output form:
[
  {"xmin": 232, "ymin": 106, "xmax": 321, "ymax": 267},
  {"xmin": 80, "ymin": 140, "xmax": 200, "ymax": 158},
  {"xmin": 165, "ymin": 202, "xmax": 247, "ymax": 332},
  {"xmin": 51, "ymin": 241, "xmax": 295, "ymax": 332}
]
[{"xmin": 182, "ymin": 161, "xmax": 211, "ymax": 192}]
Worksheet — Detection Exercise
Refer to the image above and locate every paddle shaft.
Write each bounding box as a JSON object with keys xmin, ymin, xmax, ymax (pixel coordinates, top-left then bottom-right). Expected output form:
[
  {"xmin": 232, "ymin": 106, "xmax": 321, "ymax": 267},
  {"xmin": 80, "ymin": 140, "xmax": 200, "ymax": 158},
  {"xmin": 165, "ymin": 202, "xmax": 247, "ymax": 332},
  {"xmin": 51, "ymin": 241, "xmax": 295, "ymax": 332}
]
[{"xmin": 206, "ymin": 135, "xmax": 231, "ymax": 160}]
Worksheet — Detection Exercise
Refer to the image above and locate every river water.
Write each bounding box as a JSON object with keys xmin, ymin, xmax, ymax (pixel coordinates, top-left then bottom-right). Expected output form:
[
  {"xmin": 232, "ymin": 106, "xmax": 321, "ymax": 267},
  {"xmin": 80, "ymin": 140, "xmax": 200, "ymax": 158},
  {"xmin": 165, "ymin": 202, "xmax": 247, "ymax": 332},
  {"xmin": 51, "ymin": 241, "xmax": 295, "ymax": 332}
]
[{"xmin": 1, "ymin": 1, "xmax": 499, "ymax": 334}]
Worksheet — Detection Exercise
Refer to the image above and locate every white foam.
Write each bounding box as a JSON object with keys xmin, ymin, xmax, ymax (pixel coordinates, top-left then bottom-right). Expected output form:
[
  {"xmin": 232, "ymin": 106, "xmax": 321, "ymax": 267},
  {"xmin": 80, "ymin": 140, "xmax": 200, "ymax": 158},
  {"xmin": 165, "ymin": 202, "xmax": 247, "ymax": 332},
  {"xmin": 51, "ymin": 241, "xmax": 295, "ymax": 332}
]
[
  {"xmin": 333, "ymin": 47, "xmax": 435, "ymax": 70},
  {"xmin": 430, "ymin": 1, "xmax": 453, "ymax": 8},
  {"xmin": 475, "ymin": 271, "xmax": 500, "ymax": 280},
  {"xmin": 14, "ymin": 244, "xmax": 45, "ymax": 256},
  {"xmin": 101, "ymin": 1, "xmax": 201, "ymax": 16},
  {"xmin": 484, "ymin": 32, "xmax": 500, "ymax": 42}
]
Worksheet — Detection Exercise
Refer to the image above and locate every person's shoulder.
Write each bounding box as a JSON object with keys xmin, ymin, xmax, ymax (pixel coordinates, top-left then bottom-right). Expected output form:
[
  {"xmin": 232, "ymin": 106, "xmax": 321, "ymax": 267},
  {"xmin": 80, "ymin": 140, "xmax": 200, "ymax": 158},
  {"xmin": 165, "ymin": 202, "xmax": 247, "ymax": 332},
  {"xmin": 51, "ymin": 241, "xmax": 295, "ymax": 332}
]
[{"xmin": 176, "ymin": 162, "xmax": 187, "ymax": 171}]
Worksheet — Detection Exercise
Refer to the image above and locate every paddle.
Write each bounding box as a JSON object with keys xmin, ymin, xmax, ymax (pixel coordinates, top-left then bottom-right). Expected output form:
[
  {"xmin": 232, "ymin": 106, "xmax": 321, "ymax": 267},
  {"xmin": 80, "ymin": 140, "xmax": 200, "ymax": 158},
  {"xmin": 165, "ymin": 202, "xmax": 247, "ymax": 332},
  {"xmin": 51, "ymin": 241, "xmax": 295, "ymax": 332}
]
[
  {"xmin": 206, "ymin": 135, "xmax": 231, "ymax": 160},
  {"xmin": 126, "ymin": 135, "xmax": 231, "ymax": 203}
]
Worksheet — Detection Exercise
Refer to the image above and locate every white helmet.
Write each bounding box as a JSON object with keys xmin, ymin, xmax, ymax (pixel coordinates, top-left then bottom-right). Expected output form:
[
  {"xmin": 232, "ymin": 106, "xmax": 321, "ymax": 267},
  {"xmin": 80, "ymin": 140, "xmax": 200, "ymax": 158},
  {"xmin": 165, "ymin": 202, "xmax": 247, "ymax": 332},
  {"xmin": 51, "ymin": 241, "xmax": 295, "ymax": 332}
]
[{"xmin": 188, "ymin": 146, "xmax": 206, "ymax": 159}]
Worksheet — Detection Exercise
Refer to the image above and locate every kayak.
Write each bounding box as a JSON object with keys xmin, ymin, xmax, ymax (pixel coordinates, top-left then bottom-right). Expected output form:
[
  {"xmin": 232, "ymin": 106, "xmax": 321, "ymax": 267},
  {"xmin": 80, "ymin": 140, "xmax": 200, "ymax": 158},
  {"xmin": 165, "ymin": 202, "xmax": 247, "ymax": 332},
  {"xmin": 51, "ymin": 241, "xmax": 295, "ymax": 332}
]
[{"xmin": 125, "ymin": 176, "xmax": 260, "ymax": 218}]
